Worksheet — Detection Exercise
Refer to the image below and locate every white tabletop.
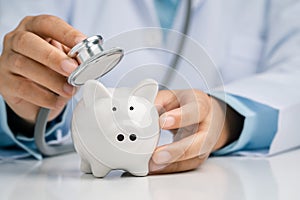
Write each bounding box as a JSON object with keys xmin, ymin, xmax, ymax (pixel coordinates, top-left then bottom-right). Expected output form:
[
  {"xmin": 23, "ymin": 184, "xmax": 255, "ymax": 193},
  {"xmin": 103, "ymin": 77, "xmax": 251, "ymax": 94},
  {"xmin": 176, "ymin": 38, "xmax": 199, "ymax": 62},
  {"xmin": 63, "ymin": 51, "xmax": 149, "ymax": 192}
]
[{"xmin": 0, "ymin": 148, "xmax": 299, "ymax": 200}]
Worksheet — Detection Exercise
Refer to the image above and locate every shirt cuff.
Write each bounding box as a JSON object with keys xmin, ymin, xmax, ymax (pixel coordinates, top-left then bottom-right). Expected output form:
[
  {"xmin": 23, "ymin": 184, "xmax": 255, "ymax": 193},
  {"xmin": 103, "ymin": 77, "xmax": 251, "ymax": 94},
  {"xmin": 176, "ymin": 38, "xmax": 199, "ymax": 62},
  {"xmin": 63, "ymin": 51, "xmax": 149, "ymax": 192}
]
[
  {"xmin": 210, "ymin": 91, "xmax": 279, "ymax": 156},
  {"xmin": 0, "ymin": 97, "xmax": 73, "ymax": 160}
]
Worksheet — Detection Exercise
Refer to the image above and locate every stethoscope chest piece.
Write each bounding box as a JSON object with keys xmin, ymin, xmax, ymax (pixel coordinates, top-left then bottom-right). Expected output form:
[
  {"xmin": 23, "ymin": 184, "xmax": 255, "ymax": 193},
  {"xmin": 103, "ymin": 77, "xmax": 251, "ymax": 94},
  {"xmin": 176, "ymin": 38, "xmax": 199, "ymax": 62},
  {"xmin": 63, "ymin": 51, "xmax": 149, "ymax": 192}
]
[{"xmin": 67, "ymin": 35, "xmax": 124, "ymax": 86}]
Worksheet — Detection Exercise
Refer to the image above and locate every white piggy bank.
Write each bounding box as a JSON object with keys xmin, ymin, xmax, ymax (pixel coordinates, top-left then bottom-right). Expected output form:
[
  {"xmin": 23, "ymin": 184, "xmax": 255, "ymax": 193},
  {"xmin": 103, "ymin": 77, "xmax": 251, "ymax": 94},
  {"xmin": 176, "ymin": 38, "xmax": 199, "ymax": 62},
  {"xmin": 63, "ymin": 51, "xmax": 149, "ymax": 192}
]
[{"xmin": 71, "ymin": 79, "xmax": 160, "ymax": 177}]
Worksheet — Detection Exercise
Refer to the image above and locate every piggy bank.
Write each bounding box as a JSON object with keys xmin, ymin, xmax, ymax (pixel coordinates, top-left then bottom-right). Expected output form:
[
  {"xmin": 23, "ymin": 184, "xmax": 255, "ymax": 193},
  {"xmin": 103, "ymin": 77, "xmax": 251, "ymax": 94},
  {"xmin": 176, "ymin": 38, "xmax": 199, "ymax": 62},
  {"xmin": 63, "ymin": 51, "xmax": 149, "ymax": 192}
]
[{"xmin": 71, "ymin": 79, "xmax": 160, "ymax": 177}]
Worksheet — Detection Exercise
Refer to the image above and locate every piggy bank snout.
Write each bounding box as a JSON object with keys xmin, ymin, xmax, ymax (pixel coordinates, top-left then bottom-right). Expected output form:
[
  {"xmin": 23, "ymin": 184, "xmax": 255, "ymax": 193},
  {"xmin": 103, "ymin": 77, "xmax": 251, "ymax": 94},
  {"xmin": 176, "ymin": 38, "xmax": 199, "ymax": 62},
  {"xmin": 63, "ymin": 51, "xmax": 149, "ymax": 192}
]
[
  {"xmin": 115, "ymin": 132, "xmax": 138, "ymax": 142},
  {"xmin": 113, "ymin": 120, "xmax": 140, "ymax": 140}
]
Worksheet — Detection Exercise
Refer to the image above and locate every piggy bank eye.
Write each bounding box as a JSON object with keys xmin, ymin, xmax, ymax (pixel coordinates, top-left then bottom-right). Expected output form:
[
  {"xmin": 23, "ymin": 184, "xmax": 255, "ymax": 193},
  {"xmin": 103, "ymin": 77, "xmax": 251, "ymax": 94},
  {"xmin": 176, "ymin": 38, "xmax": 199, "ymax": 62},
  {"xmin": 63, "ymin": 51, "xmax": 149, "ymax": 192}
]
[
  {"xmin": 116, "ymin": 133, "xmax": 125, "ymax": 142},
  {"xmin": 129, "ymin": 106, "xmax": 134, "ymax": 111},
  {"xmin": 112, "ymin": 107, "xmax": 117, "ymax": 111},
  {"xmin": 129, "ymin": 134, "xmax": 137, "ymax": 141}
]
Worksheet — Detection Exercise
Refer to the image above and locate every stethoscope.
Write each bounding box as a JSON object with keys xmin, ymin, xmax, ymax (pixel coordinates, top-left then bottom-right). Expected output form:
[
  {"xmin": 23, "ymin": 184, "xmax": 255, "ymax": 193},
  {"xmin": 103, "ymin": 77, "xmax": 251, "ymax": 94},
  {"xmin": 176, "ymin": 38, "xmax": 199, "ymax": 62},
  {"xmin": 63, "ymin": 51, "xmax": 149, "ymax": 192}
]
[{"xmin": 34, "ymin": 0, "xmax": 193, "ymax": 157}]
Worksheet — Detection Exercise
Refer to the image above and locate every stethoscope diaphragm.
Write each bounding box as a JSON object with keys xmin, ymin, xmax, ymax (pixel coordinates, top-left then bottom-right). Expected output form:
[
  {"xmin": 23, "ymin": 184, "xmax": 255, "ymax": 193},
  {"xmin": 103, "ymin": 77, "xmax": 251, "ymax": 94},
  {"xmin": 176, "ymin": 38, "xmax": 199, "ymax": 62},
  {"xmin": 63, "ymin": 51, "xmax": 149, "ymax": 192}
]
[{"xmin": 67, "ymin": 35, "xmax": 124, "ymax": 86}]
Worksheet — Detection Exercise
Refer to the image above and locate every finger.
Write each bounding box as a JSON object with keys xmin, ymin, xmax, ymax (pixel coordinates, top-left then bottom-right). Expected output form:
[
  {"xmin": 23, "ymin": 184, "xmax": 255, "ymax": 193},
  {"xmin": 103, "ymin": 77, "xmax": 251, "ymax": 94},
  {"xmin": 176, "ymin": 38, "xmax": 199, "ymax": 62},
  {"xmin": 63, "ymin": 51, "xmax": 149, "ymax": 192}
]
[
  {"xmin": 151, "ymin": 132, "xmax": 208, "ymax": 165},
  {"xmin": 149, "ymin": 155, "xmax": 207, "ymax": 174},
  {"xmin": 48, "ymin": 39, "xmax": 71, "ymax": 53},
  {"xmin": 172, "ymin": 124, "xmax": 199, "ymax": 141},
  {"xmin": 2, "ymin": 75, "xmax": 67, "ymax": 110},
  {"xmin": 152, "ymin": 129, "xmax": 216, "ymax": 165},
  {"xmin": 156, "ymin": 90, "xmax": 211, "ymax": 129},
  {"xmin": 8, "ymin": 52, "xmax": 75, "ymax": 97},
  {"xmin": 21, "ymin": 15, "xmax": 86, "ymax": 48},
  {"xmin": 155, "ymin": 90, "xmax": 180, "ymax": 115},
  {"xmin": 159, "ymin": 101, "xmax": 210, "ymax": 129},
  {"xmin": 10, "ymin": 31, "xmax": 78, "ymax": 76}
]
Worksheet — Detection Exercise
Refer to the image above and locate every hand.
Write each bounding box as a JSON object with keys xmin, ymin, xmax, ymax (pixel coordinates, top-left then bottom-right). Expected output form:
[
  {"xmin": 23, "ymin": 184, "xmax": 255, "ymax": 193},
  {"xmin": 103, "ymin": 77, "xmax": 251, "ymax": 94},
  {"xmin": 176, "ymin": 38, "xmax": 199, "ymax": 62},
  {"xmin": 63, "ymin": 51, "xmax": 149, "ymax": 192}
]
[
  {"xmin": 0, "ymin": 15, "xmax": 86, "ymax": 124},
  {"xmin": 149, "ymin": 89, "xmax": 243, "ymax": 174}
]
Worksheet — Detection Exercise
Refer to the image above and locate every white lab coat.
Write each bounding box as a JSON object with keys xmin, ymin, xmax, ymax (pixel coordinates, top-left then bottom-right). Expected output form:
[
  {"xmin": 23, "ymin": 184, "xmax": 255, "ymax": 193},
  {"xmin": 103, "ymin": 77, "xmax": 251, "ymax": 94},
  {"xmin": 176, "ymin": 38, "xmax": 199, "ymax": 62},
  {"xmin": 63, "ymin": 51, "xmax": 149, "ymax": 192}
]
[{"xmin": 0, "ymin": 0, "xmax": 300, "ymax": 155}]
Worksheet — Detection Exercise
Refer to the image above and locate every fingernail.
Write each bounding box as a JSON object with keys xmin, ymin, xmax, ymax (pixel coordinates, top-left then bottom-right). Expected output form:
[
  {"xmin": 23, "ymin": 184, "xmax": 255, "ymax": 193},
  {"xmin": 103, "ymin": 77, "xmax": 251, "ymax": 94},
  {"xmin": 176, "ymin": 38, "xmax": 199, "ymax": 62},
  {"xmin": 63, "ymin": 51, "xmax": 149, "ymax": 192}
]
[
  {"xmin": 61, "ymin": 59, "xmax": 77, "ymax": 74},
  {"xmin": 63, "ymin": 83, "xmax": 74, "ymax": 95},
  {"xmin": 153, "ymin": 151, "xmax": 171, "ymax": 164},
  {"xmin": 160, "ymin": 116, "xmax": 175, "ymax": 128}
]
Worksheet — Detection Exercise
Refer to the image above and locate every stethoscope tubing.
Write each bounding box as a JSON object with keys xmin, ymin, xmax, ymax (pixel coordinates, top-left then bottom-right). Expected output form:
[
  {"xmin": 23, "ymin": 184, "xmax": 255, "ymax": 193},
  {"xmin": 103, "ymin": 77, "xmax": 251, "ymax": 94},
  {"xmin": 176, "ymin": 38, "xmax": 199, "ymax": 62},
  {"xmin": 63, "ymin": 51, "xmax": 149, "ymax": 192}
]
[{"xmin": 34, "ymin": 107, "xmax": 74, "ymax": 156}]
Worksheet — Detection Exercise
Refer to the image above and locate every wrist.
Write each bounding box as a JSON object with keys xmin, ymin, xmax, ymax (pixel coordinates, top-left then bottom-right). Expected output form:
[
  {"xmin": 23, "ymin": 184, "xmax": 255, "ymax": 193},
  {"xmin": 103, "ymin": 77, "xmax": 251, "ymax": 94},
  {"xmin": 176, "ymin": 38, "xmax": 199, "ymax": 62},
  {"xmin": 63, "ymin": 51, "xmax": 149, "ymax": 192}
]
[
  {"xmin": 212, "ymin": 99, "xmax": 244, "ymax": 151},
  {"xmin": 5, "ymin": 103, "xmax": 35, "ymax": 137}
]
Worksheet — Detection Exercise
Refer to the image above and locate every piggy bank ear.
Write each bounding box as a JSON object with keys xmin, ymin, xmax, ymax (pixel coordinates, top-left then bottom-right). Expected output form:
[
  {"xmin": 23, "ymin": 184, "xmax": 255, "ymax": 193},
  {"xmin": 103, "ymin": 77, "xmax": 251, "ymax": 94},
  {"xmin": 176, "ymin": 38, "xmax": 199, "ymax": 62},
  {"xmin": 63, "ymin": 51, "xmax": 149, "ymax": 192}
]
[
  {"xmin": 83, "ymin": 80, "xmax": 111, "ymax": 106},
  {"xmin": 131, "ymin": 79, "xmax": 158, "ymax": 103}
]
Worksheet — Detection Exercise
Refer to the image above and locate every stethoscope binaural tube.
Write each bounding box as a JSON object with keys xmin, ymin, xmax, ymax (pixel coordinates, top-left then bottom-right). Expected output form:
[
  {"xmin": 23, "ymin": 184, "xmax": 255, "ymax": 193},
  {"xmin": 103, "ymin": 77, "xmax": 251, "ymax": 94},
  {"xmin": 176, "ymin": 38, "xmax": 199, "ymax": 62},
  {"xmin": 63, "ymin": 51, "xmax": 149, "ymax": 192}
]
[
  {"xmin": 34, "ymin": 35, "xmax": 124, "ymax": 157},
  {"xmin": 161, "ymin": 0, "xmax": 192, "ymax": 88}
]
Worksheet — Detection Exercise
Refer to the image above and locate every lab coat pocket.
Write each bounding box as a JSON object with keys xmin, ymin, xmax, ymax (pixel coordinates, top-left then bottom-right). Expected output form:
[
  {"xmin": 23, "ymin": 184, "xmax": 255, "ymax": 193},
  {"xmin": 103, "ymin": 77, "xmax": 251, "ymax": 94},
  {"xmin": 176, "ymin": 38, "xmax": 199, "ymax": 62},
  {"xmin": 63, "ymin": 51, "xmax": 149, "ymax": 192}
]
[{"xmin": 225, "ymin": 35, "xmax": 263, "ymax": 81}]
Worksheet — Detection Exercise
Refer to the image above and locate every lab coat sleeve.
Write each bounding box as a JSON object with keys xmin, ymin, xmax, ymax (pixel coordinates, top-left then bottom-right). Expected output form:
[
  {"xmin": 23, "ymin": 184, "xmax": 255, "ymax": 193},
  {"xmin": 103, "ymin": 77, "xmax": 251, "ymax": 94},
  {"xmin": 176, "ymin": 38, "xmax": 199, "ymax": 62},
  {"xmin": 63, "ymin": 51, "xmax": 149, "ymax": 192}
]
[
  {"xmin": 0, "ymin": 96, "xmax": 73, "ymax": 160},
  {"xmin": 0, "ymin": 1, "xmax": 75, "ymax": 159},
  {"xmin": 216, "ymin": 0, "xmax": 300, "ymax": 155},
  {"xmin": 212, "ymin": 92, "xmax": 278, "ymax": 155}
]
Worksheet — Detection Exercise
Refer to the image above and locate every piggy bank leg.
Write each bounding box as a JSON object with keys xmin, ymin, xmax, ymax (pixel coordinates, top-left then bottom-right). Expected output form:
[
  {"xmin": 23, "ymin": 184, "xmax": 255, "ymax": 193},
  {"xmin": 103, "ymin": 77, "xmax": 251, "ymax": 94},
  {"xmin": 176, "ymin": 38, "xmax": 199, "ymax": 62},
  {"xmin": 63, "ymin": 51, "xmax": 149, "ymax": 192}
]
[
  {"xmin": 129, "ymin": 164, "xmax": 149, "ymax": 177},
  {"xmin": 130, "ymin": 171, "xmax": 148, "ymax": 177},
  {"xmin": 90, "ymin": 161, "xmax": 111, "ymax": 178},
  {"xmin": 80, "ymin": 159, "xmax": 92, "ymax": 174}
]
